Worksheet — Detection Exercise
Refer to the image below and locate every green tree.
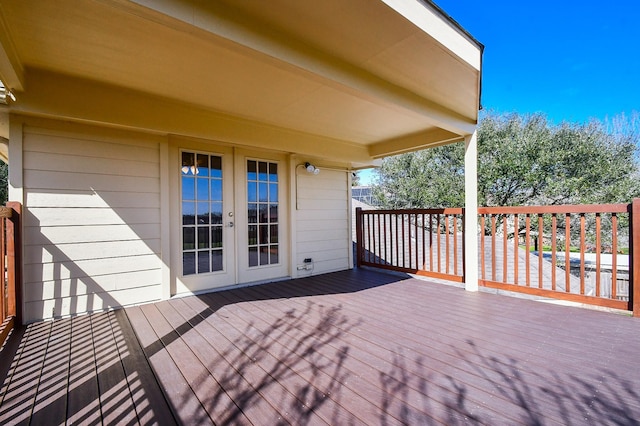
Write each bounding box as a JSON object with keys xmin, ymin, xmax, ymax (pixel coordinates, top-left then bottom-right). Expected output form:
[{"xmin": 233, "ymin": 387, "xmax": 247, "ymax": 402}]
[
  {"xmin": 0, "ymin": 160, "xmax": 7, "ymax": 205},
  {"xmin": 373, "ymin": 111, "xmax": 640, "ymax": 208}
]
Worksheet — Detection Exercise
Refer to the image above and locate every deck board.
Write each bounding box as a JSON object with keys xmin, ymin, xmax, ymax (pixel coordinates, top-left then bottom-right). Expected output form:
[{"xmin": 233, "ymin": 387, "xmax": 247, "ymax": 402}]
[
  {"xmin": 110, "ymin": 309, "xmax": 177, "ymax": 425},
  {"xmin": 29, "ymin": 318, "xmax": 71, "ymax": 426},
  {"xmin": 66, "ymin": 314, "xmax": 102, "ymax": 425},
  {"xmin": 1, "ymin": 268, "xmax": 639, "ymax": 424}
]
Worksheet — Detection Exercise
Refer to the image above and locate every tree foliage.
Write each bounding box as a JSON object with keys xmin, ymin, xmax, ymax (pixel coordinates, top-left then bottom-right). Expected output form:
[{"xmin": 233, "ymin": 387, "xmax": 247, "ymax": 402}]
[
  {"xmin": 373, "ymin": 111, "xmax": 640, "ymax": 208},
  {"xmin": 0, "ymin": 161, "xmax": 7, "ymax": 205},
  {"xmin": 351, "ymin": 171, "xmax": 361, "ymax": 186}
]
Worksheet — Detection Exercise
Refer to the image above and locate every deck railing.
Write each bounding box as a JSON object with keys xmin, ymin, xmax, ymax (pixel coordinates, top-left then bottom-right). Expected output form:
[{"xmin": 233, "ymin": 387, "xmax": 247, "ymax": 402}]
[
  {"xmin": 0, "ymin": 202, "xmax": 21, "ymax": 347},
  {"xmin": 356, "ymin": 201, "xmax": 640, "ymax": 316},
  {"xmin": 478, "ymin": 203, "xmax": 634, "ymax": 312},
  {"xmin": 355, "ymin": 208, "xmax": 464, "ymax": 282}
]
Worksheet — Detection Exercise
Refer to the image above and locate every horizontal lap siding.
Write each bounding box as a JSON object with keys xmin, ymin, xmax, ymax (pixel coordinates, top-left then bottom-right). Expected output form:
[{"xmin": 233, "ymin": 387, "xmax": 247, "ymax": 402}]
[
  {"xmin": 296, "ymin": 170, "xmax": 350, "ymax": 276},
  {"xmin": 22, "ymin": 125, "xmax": 163, "ymax": 322}
]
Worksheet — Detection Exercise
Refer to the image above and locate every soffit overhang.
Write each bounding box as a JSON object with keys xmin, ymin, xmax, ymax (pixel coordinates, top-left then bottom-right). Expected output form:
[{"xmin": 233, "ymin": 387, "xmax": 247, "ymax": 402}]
[{"xmin": 0, "ymin": 0, "xmax": 482, "ymax": 166}]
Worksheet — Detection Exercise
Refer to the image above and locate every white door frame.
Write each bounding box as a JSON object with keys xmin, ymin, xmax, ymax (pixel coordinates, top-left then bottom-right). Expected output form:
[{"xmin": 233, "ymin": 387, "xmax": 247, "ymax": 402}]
[
  {"xmin": 234, "ymin": 148, "xmax": 290, "ymax": 284},
  {"xmin": 169, "ymin": 141, "xmax": 290, "ymax": 296}
]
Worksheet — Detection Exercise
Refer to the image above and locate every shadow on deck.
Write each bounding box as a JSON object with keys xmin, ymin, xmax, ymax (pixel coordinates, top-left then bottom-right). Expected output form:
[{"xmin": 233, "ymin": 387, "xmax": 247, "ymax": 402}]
[{"xmin": 1, "ymin": 268, "xmax": 639, "ymax": 424}]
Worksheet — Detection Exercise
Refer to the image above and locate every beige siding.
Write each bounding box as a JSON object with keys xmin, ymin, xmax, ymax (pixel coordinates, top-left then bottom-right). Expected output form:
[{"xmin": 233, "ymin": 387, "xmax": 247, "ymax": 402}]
[
  {"xmin": 295, "ymin": 169, "xmax": 350, "ymax": 276},
  {"xmin": 22, "ymin": 124, "xmax": 163, "ymax": 322}
]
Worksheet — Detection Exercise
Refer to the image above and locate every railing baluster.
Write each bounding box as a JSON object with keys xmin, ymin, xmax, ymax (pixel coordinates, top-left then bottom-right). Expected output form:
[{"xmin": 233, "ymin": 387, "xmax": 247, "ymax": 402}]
[
  {"xmin": 513, "ymin": 213, "xmax": 520, "ymax": 285},
  {"xmin": 580, "ymin": 213, "xmax": 586, "ymax": 295},
  {"xmin": 429, "ymin": 214, "xmax": 434, "ymax": 272},
  {"xmin": 538, "ymin": 214, "xmax": 544, "ymax": 289},
  {"xmin": 364, "ymin": 210, "xmax": 368, "ymax": 265},
  {"xmin": 480, "ymin": 215, "xmax": 486, "ymax": 280},
  {"xmin": 393, "ymin": 213, "xmax": 400, "ymax": 266},
  {"xmin": 408, "ymin": 214, "xmax": 413, "ymax": 269},
  {"xmin": 377, "ymin": 213, "xmax": 382, "ymax": 265},
  {"xmin": 491, "ymin": 214, "xmax": 497, "ymax": 282},
  {"xmin": 416, "ymin": 214, "xmax": 420, "ymax": 271},
  {"xmin": 595, "ymin": 213, "xmax": 601, "ymax": 297},
  {"xmin": 503, "ymin": 215, "xmax": 508, "ymax": 283},
  {"xmin": 453, "ymin": 215, "xmax": 458, "ymax": 275},
  {"xmin": 445, "ymin": 214, "xmax": 450, "ymax": 274},
  {"xmin": 565, "ymin": 213, "xmax": 571, "ymax": 293},
  {"xmin": 525, "ymin": 214, "xmax": 531, "ymax": 287},
  {"xmin": 420, "ymin": 213, "xmax": 427, "ymax": 271},
  {"xmin": 401, "ymin": 213, "xmax": 406, "ymax": 269},
  {"xmin": 551, "ymin": 214, "xmax": 557, "ymax": 291},
  {"xmin": 436, "ymin": 214, "xmax": 441, "ymax": 273},
  {"xmin": 612, "ymin": 213, "xmax": 618, "ymax": 299}
]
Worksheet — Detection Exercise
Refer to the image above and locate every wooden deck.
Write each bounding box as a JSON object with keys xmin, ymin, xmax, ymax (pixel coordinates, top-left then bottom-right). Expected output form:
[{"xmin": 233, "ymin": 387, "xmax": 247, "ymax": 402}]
[{"xmin": 1, "ymin": 268, "xmax": 639, "ymax": 425}]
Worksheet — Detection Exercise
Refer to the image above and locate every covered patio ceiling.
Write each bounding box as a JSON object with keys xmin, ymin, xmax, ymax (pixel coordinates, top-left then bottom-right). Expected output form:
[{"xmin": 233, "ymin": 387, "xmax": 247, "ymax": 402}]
[{"xmin": 0, "ymin": 0, "xmax": 482, "ymax": 166}]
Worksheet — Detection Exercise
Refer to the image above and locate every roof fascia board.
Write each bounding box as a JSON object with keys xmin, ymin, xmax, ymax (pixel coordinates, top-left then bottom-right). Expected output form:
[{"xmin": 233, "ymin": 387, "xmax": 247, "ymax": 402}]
[
  {"xmin": 381, "ymin": 0, "xmax": 482, "ymax": 71},
  {"xmin": 14, "ymin": 68, "xmax": 373, "ymax": 164},
  {"xmin": 369, "ymin": 127, "xmax": 464, "ymax": 158},
  {"xmin": 115, "ymin": 0, "xmax": 477, "ymax": 135}
]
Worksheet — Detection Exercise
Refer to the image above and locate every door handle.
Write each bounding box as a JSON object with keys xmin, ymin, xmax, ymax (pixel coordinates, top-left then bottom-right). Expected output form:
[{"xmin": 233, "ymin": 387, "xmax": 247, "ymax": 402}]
[{"xmin": 227, "ymin": 221, "xmax": 234, "ymax": 228}]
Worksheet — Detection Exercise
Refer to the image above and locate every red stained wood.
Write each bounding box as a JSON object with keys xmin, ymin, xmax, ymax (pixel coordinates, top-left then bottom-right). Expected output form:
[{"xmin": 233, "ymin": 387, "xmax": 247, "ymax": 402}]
[
  {"xmin": 551, "ymin": 214, "xmax": 556, "ymax": 290},
  {"xmin": 538, "ymin": 214, "xmax": 544, "ymax": 289},
  {"xmin": 633, "ymin": 199, "xmax": 640, "ymax": 316},
  {"xmin": 491, "ymin": 214, "xmax": 497, "ymax": 282},
  {"xmin": 565, "ymin": 214, "xmax": 571, "ymax": 293},
  {"xmin": 580, "ymin": 214, "xmax": 586, "ymax": 295},
  {"xmin": 525, "ymin": 214, "xmax": 531, "ymax": 287},
  {"xmin": 596, "ymin": 213, "xmax": 601, "ymax": 296},
  {"xmin": 478, "ymin": 204, "xmax": 628, "ymax": 214}
]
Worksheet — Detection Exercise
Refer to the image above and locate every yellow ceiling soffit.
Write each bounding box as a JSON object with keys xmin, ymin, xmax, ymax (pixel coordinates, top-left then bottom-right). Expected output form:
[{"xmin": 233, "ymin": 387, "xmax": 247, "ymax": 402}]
[
  {"xmin": 369, "ymin": 127, "xmax": 463, "ymax": 159},
  {"xmin": 0, "ymin": 6, "xmax": 24, "ymax": 91},
  {"xmin": 118, "ymin": 0, "xmax": 477, "ymax": 136},
  {"xmin": 14, "ymin": 69, "xmax": 372, "ymax": 164}
]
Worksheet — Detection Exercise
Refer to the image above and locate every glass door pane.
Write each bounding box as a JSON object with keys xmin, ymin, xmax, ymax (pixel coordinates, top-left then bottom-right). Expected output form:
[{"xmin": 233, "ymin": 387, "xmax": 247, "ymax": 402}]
[
  {"xmin": 247, "ymin": 159, "xmax": 278, "ymax": 267},
  {"xmin": 181, "ymin": 151, "xmax": 224, "ymax": 275}
]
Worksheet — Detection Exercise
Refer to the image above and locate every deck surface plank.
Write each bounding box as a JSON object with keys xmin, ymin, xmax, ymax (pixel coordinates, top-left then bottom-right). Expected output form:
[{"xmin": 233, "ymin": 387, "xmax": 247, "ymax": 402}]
[
  {"xmin": 133, "ymin": 303, "xmax": 214, "ymax": 425},
  {"xmin": 66, "ymin": 314, "xmax": 102, "ymax": 425},
  {"xmin": 0, "ymin": 321, "xmax": 51, "ymax": 425},
  {"xmin": 91, "ymin": 312, "xmax": 139, "ymax": 425},
  {"xmin": 110, "ymin": 309, "xmax": 177, "ymax": 425},
  {"xmin": 29, "ymin": 318, "xmax": 71, "ymax": 426},
  {"xmin": 1, "ymin": 268, "xmax": 639, "ymax": 425}
]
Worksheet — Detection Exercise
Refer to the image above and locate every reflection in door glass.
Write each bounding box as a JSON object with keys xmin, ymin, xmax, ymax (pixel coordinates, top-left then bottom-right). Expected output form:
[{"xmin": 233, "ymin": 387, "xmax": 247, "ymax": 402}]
[
  {"xmin": 182, "ymin": 151, "xmax": 224, "ymax": 275},
  {"xmin": 247, "ymin": 159, "xmax": 278, "ymax": 267}
]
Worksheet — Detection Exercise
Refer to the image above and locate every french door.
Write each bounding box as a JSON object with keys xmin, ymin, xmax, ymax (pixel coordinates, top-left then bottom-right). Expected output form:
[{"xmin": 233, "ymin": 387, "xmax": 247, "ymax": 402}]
[
  {"xmin": 175, "ymin": 144, "xmax": 288, "ymax": 294},
  {"xmin": 235, "ymin": 151, "xmax": 289, "ymax": 284}
]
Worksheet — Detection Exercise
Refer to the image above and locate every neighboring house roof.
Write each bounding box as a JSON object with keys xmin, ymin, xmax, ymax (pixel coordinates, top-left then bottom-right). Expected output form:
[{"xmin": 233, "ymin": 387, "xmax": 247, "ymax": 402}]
[
  {"xmin": 351, "ymin": 186, "xmax": 375, "ymax": 205},
  {"xmin": 0, "ymin": 0, "xmax": 482, "ymax": 166}
]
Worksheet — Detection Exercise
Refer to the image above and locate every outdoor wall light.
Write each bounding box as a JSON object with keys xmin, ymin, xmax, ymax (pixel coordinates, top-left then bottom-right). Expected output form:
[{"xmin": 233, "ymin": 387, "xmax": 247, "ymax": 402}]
[
  {"xmin": 305, "ymin": 162, "xmax": 320, "ymax": 175},
  {"xmin": 181, "ymin": 165, "xmax": 200, "ymax": 175}
]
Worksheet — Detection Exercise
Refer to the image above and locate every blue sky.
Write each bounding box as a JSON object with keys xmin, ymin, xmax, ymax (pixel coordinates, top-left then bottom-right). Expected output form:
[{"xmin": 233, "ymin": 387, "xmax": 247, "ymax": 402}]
[
  {"xmin": 358, "ymin": 1, "xmax": 640, "ymax": 185},
  {"xmin": 435, "ymin": 0, "xmax": 640, "ymax": 123}
]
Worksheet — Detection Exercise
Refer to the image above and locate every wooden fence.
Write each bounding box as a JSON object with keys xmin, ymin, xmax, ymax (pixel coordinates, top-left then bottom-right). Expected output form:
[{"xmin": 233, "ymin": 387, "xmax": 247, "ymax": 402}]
[
  {"xmin": 0, "ymin": 202, "xmax": 21, "ymax": 347},
  {"xmin": 356, "ymin": 201, "xmax": 639, "ymax": 317}
]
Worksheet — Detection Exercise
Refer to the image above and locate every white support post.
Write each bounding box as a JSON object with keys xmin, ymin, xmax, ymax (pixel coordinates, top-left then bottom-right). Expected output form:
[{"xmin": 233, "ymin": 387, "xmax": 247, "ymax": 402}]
[{"xmin": 464, "ymin": 130, "xmax": 479, "ymax": 291}]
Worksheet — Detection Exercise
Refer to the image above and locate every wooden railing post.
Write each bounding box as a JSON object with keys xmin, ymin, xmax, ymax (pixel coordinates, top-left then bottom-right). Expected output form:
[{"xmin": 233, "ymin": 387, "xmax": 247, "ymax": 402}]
[
  {"xmin": 632, "ymin": 199, "xmax": 640, "ymax": 317},
  {"xmin": 355, "ymin": 207, "xmax": 363, "ymax": 268},
  {"xmin": 6, "ymin": 202, "xmax": 22, "ymax": 324}
]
